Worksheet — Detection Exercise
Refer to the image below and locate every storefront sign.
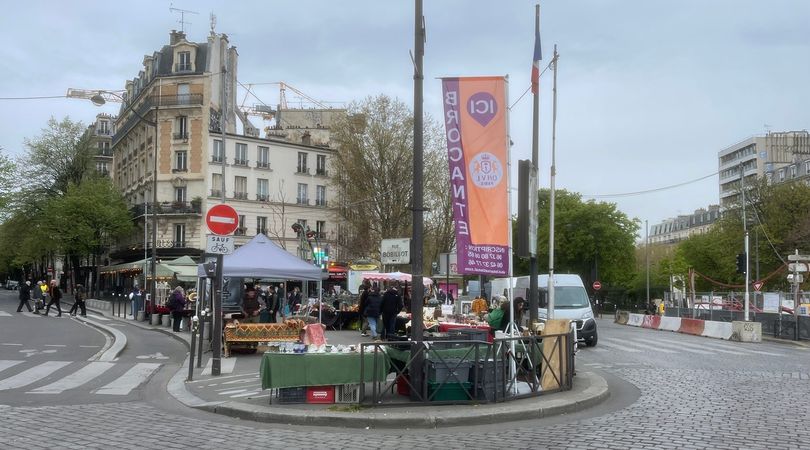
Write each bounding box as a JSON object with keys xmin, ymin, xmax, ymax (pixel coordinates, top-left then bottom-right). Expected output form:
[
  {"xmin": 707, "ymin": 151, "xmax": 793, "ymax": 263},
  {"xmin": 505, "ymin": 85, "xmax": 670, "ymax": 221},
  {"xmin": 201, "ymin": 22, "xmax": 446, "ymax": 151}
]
[{"xmin": 441, "ymin": 76, "xmax": 509, "ymax": 276}]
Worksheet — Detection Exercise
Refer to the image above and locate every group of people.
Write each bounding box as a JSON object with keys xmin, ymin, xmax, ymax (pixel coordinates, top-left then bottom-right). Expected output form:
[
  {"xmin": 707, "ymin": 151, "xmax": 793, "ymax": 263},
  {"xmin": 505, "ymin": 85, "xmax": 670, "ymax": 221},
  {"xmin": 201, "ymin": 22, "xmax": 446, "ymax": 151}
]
[
  {"xmin": 16, "ymin": 279, "xmax": 84, "ymax": 317},
  {"xmin": 240, "ymin": 283, "xmax": 303, "ymax": 324},
  {"xmin": 358, "ymin": 281, "xmax": 404, "ymax": 341}
]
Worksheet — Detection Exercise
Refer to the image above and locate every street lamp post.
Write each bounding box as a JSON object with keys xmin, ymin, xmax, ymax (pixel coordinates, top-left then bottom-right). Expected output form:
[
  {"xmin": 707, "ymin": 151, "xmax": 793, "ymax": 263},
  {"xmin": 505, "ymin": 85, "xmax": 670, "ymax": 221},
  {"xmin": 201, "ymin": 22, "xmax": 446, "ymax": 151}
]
[{"xmin": 69, "ymin": 89, "xmax": 159, "ymax": 317}]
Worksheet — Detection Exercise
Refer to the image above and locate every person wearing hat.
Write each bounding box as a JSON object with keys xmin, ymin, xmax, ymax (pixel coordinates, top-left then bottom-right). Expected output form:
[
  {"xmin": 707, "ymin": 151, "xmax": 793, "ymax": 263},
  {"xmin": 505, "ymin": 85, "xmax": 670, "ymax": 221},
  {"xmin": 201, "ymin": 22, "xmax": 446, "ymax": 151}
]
[{"xmin": 16, "ymin": 280, "xmax": 33, "ymax": 313}]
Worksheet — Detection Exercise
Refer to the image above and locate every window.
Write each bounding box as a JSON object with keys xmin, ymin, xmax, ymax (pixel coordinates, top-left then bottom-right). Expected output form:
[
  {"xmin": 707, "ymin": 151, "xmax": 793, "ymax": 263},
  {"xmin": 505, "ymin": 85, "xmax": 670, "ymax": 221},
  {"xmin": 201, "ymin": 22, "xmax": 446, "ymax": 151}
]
[
  {"xmin": 97, "ymin": 120, "xmax": 110, "ymax": 135},
  {"xmin": 96, "ymin": 161, "xmax": 109, "ymax": 175},
  {"xmin": 316, "ymin": 155, "xmax": 327, "ymax": 176},
  {"xmin": 174, "ymin": 151, "xmax": 187, "ymax": 171},
  {"xmin": 297, "ymin": 219, "xmax": 307, "ymax": 230},
  {"xmin": 175, "ymin": 116, "xmax": 188, "ymax": 140},
  {"xmin": 257, "ymin": 178, "xmax": 269, "ymax": 201},
  {"xmin": 297, "ymin": 183, "xmax": 308, "ymax": 204},
  {"xmin": 213, "ymin": 140, "xmax": 224, "ymax": 163},
  {"xmin": 790, "ymin": 165, "xmax": 797, "ymax": 178},
  {"xmin": 176, "ymin": 51, "xmax": 191, "ymax": 72},
  {"xmin": 297, "ymin": 152, "xmax": 308, "ymax": 173},
  {"xmin": 174, "ymin": 224, "xmax": 186, "ymax": 247},
  {"xmin": 779, "ymin": 169, "xmax": 785, "ymax": 181},
  {"xmin": 234, "ymin": 176, "xmax": 248, "ymax": 199},
  {"xmin": 236, "ymin": 215, "xmax": 246, "ymax": 236},
  {"xmin": 174, "ymin": 187, "xmax": 186, "ymax": 203},
  {"xmin": 316, "ymin": 185, "xmax": 327, "ymax": 206},
  {"xmin": 805, "ymin": 161, "xmax": 810, "ymax": 175},
  {"xmin": 177, "ymin": 83, "xmax": 190, "ymax": 105},
  {"xmin": 257, "ymin": 216, "xmax": 268, "ymax": 235},
  {"xmin": 234, "ymin": 143, "xmax": 247, "ymax": 165},
  {"xmin": 316, "ymin": 220, "xmax": 326, "ymax": 239},
  {"xmin": 257, "ymin": 146, "xmax": 270, "ymax": 168},
  {"xmin": 211, "ymin": 173, "xmax": 222, "ymax": 197}
]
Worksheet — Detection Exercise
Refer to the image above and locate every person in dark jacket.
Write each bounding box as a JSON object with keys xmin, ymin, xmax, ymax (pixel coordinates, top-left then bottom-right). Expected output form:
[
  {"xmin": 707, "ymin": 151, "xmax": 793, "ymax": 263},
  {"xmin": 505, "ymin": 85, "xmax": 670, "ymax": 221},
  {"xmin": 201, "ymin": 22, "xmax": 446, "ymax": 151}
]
[
  {"xmin": 363, "ymin": 286, "xmax": 383, "ymax": 340},
  {"xmin": 16, "ymin": 280, "xmax": 33, "ymax": 313},
  {"xmin": 69, "ymin": 284, "xmax": 87, "ymax": 317},
  {"xmin": 266, "ymin": 285, "xmax": 280, "ymax": 323},
  {"xmin": 381, "ymin": 284, "xmax": 403, "ymax": 339},
  {"xmin": 358, "ymin": 282, "xmax": 371, "ymax": 337},
  {"xmin": 44, "ymin": 280, "xmax": 62, "ymax": 317}
]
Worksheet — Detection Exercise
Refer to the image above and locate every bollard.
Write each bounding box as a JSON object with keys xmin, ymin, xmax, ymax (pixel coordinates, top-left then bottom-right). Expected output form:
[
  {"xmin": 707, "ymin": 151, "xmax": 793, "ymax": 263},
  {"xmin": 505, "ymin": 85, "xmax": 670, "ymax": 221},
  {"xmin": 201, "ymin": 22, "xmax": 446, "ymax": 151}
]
[{"xmin": 151, "ymin": 312, "xmax": 161, "ymax": 326}]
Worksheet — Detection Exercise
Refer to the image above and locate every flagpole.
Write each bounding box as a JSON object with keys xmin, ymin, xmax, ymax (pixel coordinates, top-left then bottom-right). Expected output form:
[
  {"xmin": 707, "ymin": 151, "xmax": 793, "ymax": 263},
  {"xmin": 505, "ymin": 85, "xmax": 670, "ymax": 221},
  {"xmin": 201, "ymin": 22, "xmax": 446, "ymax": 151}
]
[
  {"xmin": 548, "ymin": 46, "xmax": 559, "ymax": 320},
  {"xmin": 504, "ymin": 75, "xmax": 518, "ymax": 396},
  {"xmin": 529, "ymin": 3, "xmax": 541, "ymax": 331}
]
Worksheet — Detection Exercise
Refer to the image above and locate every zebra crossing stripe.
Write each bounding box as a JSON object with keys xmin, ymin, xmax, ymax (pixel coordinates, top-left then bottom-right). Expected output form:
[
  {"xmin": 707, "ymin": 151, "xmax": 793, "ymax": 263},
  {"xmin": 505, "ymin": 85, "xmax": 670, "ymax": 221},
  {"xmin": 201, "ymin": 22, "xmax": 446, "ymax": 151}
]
[
  {"xmin": 200, "ymin": 358, "xmax": 236, "ymax": 376},
  {"xmin": 0, "ymin": 360, "xmax": 24, "ymax": 373},
  {"xmin": 618, "ymin": 338, "xmax": 678, "ymax": 354},
  {"xmin": 95, "ymin": 363, "xmax": 161, "ymax": 395},
  {"xmin": 644, "ymin": 338, "xmax": 713, "ymax": 355},
  {"xmin": 21, "ymin": 312, "xmax": 39, "ymax": 318},
  {"xmin": 0, "ymin": 361, "xmax": 71, "ymax": 391},
  {"xmin": 672, "ymin": 340, "xmax": 746, "ymax": 355},
  {"xmin": 598, "ymin": 340, "xmax": 642, "ymax": 353},
  {"xmin": 700, "ymin": 342, "xmax": 784, "ymax": 357},
  {"xmin": 28, "ymin": 362, "xmax": 115, "ymax": 394},
  {"xmin": 230, "ymin": 390, "xmax": 263, "ymax": 398},
  {"xmin": 0, "ymin": 311, "xmax": 12, "ymax": 317}
]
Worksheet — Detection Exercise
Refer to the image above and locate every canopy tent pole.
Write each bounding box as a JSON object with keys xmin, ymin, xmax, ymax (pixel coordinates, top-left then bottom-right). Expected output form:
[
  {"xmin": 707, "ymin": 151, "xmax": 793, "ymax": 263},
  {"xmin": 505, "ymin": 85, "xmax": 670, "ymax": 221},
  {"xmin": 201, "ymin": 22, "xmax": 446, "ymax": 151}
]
[{"xmin": 318, "ymin": 279, "xmax": 322, "ymax": 324}]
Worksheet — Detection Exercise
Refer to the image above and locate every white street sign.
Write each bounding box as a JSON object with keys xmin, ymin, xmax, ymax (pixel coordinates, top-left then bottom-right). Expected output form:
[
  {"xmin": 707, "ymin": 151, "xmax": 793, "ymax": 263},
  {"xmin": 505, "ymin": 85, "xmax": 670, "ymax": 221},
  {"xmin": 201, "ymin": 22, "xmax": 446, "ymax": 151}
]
[
  {"xmin": 206, "ymin": 235, "xmax": 234, "ymax": 255},
  {"xmin": 381, "ymin": 238, "xmax": 411, "ymax": 264},
  {"xmin": 787, "ymin": 273, "xmax": 804, "ymax": 283},
  {"xmin": 788, "ymin": 263, "xmax": 808, "ymax": 273},
  {"xmin": 787, "ymin": 254, "xmax": 810, "ymax": 261}
]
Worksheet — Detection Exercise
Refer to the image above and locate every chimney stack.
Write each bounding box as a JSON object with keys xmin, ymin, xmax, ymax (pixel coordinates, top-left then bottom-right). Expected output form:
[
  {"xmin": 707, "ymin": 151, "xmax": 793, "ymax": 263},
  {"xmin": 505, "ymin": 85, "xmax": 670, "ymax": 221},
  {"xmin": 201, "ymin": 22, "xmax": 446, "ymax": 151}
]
[
  {"xmin": 302, "ymin": 131, "xmax": 312, "ymax": 146},
  {"xmin": 170, "ymin": 30, "xmax": 186, "ymax": 45}
]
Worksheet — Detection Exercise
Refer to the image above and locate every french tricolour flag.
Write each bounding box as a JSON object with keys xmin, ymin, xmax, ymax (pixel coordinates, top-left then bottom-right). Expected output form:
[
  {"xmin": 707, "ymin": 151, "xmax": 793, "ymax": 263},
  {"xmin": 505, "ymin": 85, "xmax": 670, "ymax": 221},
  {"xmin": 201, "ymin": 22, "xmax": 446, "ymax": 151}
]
[{"xmin": 531, "ymin": 29, "xmax": 542, "ymax": 94}]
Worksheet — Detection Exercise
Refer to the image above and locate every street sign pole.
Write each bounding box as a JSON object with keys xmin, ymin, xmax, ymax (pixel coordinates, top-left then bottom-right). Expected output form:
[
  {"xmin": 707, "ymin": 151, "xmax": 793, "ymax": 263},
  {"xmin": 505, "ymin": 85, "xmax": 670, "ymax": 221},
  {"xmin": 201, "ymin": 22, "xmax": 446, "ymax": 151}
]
[{"xmin": 212, "ymin": 253, "xmax": 223, "ymax": 376}]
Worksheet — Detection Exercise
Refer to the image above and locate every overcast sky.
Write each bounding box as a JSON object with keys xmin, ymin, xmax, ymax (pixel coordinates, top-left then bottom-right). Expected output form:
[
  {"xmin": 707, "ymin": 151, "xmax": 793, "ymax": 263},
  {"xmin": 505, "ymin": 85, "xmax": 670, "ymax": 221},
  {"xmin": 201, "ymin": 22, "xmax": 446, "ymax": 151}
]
[{"xmin": 2, "ymin": 0, "xmax": 809, "ymax": 230}]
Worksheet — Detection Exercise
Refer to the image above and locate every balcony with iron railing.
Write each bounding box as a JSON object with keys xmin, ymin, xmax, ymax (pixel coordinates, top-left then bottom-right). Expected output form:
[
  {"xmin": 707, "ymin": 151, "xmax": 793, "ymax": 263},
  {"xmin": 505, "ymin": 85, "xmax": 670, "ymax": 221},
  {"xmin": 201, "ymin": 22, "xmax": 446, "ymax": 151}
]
[
  {"xmin": 173, "ymin": 132, "xmax": 189, "ymax": 140},
  {"xmin": 129, "ymin": 201, "xmax": 202, "ymax": 217},
  {"xmin": 97, "ymin": 149, "xmax": 113, "ymax": 157},
  {"xmin": 296, "ymin": 197, "xmax": 309, "ymax": 205},
  {"xmin": 256, "ymin": 161, "xmax": 270, "ymax": 169},
  {"xmin": 256, "ymin": 194, "xmax": 269, "ymax": 202},
  {"xmin": 174, "ymin": 63, "xmax": 193, "ymax": 73},
  {"xmin": 210, "ymin": 189, "xmax": 222, "ymax": 198},
  {"xmin": 95, "ymin": 128, "xmax": 112, "ymax": 136},
  {"xmin": 315, "ymin": 199, "xmax": 328, "ymax": 207},
  {"xmin": 234, "ymin": 192, "xmax": 248, "ymax": 200},
  {"xmin": 296, "ymin": 166, "xmax": 309, "ymax": 174},
  {"xmin": 233, "ymin": 159, "xmax": 248, "ymax": 166},
  {"xmin": 113, "ymin": 94, "xmax": 203, "ymax": 146},
  {"xmin": 211, "ymin": 155, "xmax": 224, "ymax": 164},
  {"xmin": 315, "ymin": 168, "xmax": 328, "ymax": 176},
  {"xmin": 256, "ymin": 228, "xmax": 268, "ymax": 235},
  {"xmin": 234, "ymin": 227, "xmax": 247, "ymax": 236}
]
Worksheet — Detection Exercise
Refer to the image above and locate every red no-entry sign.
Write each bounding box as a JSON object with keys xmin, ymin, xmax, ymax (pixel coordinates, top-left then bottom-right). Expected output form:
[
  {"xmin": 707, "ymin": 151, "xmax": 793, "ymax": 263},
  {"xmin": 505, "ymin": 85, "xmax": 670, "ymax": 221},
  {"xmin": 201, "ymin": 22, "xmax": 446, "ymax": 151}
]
[
  {"xmin": 206, "ymin": 204, "xmax": 239, "ymax": 235},
  {"xmin": 593, "ymin": 280, "xmax": 602, "ymax": 291}
]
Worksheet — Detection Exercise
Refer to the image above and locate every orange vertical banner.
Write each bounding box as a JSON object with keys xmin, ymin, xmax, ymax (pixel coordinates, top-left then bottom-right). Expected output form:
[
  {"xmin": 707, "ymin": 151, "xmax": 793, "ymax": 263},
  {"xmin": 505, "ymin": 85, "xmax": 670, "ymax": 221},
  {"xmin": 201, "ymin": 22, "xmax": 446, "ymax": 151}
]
[{"xmin": 442, "ymin": 76, "xmax": 509, "ymax": 276}]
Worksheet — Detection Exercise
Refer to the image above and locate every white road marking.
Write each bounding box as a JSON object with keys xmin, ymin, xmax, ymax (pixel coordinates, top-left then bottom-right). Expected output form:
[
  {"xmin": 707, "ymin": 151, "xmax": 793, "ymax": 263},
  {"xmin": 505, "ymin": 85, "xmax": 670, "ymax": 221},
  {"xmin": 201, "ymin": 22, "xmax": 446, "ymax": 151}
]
[
  {"xmin": 28, "ymin": 362, "xmax": 115, "ymax": 394},
  {"xmin": 19, "ymin": 349, "xmax": 57, "ymax": 357},
  {"xmin": 624, "ymin": 339, "xmax": 679, "ymax": 354},
  {"xmin": 0, "ymin": 360, "xmax": 24, "ymax": 373},
  {"xmin": 645, "ymin": 338, "xmax": 714, "ymax": 355},
  {"xmin": 598, "ymin": 340, "xmax": 642, "ymax": 353},
  {"xmin": 0, "ymin": 311, "xmax": 12, "ymax": 317},
  {"xmin": 200, "ymin": 357, "xmax": 236, "ymax": 376},
  {"xmin": 21, "ymin": 312, "xmax": 39, "ymax": 318},
  {"xmin": 88, "ymin": 314, "xmax": 110, "ymax": 321},
  {"xmin": 136, "ymin": 352, "xmax": 169, "ymax": 360},
  {"xmin": 79, "ymin": 345, "xmax": 101, "ymax": 348},
  {"xmin": 95, "ymin": 363, "xmax": 161, "ymax": 395},
  {"xmin": 0, "ymin": 361, "xmax": 71, "ymax": 390},
  {"xmin": 698, "ymin": 341, "xmax": 785, "ymax": 357},
  {"xmin": 673, "ymin": 340, "xmax": 746, "ymax": 355},
  {"xmin": 217, "ymin": 388, "xmax": 248, "ymax": 395},
  {"xmin": 230, "ymin": 390, "xmax": 263, "ymax": 398},
  {"xmin": 217, "ymin": 382, "xmax": 261, "ymax": 391},
  {"xmin": 1, "ymin": 343, "xmax": 22, "ymax": 346},
  {"xmin": 44, "ymin": 345, "xmax": 67, "ymax": 348}
]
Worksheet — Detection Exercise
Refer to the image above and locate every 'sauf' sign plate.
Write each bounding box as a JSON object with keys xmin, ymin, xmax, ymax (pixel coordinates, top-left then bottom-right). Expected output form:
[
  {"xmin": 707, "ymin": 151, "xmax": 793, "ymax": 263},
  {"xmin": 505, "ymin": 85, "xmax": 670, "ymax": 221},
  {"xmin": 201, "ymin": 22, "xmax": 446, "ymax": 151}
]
[{"xmin": 207, "ymin": 235, "xmax": 234, "ymax": 255}]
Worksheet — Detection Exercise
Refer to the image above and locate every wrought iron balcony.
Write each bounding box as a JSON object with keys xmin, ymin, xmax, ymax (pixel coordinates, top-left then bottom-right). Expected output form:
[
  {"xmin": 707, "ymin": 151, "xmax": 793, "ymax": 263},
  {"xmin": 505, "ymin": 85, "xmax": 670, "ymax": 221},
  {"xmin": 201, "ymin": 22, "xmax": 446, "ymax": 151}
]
[
  {"xmin": 210, "ymin": 189, "xmax": 222, "ymax": 198},
  {"xmin": 173, "ymin": 132, "xmax": 189, "ymax": 140},
  {"xmin": 234, "ymin": 192, "xmax": 248, "ymax": 200},
  {"xmin": 256, "ymin": 161, "xmax": 270, "ymax": 169}
]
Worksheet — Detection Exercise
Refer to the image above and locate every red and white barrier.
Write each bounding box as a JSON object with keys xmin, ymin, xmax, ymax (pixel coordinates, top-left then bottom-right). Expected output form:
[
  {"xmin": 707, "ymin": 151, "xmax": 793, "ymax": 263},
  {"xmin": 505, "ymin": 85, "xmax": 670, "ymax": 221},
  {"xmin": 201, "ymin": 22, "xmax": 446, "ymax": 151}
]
[{"xmin": 618, "ymin": 313, "xmax": 731, "ymax": 340}]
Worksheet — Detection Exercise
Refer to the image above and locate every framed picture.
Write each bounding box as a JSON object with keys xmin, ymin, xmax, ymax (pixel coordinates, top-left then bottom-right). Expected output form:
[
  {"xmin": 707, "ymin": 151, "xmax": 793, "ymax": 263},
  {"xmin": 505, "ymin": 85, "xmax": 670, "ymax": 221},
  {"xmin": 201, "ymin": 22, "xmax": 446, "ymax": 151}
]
[{"xmin": 460, "ymin": 300, "xmax": 472, "ymax": 315}]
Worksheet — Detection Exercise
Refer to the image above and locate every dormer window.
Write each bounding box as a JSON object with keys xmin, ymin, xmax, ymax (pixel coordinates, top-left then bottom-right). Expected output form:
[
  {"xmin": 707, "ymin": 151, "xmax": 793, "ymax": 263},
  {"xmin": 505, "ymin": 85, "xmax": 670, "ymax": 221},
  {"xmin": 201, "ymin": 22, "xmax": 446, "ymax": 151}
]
[{"xmin": 176, "ymin": 51, "xmax": 191, "ymax": 72}]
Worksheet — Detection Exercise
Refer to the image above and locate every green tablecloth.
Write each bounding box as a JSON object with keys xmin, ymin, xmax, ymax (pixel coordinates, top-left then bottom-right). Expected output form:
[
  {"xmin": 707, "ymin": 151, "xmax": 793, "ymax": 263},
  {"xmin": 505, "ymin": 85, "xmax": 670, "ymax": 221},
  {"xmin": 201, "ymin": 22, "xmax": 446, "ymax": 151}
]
[{"xmin": 260, "ymin": 352, "xmax": 390, "ymax": 389}]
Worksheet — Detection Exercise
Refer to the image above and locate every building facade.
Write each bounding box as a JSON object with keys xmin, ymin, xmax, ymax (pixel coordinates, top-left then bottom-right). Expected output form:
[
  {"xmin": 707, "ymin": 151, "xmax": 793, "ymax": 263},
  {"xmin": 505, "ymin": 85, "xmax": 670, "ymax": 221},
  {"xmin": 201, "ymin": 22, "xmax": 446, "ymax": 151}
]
[
  {"xmin": 88, "ymin": 113, "xmax": 115, "ymax": 176},
  {"xmin": 648, "ymin": 205, "xmax": 721, "ymax": 245},
  {"xmin": 718, "ymin": 131, "xmax": 810, "ymax": 209},
  {"xmin": 107, "ymin": 30, "xmax": 344, "ymax": 277}
]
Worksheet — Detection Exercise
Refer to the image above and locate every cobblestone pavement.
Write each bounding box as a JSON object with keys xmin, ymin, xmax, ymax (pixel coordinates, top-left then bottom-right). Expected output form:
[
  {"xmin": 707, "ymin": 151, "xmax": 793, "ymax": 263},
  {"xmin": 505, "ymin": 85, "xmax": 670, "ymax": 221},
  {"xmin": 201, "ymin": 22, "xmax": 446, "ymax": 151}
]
[{"xmin": 1, "ymin": 319, "xmax": 809, "ymax": 449}]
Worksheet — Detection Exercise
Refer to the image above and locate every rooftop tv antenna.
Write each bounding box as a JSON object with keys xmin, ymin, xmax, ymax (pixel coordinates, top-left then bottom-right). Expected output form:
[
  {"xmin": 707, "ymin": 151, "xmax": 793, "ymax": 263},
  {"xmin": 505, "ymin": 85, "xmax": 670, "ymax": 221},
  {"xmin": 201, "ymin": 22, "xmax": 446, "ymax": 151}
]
[
  {"xmin": 169, "ymin": 3, "xmax": 199, "ymax": 32},
  {"xmin": 209, "ymin": 12, "xmax": 217, "ymax": 33}
]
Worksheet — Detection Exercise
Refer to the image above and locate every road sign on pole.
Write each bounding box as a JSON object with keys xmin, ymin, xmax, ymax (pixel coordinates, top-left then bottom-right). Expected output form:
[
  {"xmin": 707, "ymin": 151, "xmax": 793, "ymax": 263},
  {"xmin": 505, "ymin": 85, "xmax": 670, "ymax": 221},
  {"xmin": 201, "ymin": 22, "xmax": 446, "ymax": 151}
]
[
  {"xmin": 787, "ymin": 254, "xmax": 810, "ymax": 261},
  {"xmin": 788, "ymin": 263, "xmax": 808, "ymax": 273},
  {"xmin": 752, "ymin": 281, "xmax": 764, "ymax": 291},
  {"xmin": 206, "ymin": 204, "xmax": 238, "ymax": 235},
  {"xmin": 593, "ymin": 280, "xmax": 602, "ymax": 291},
  {"xmin": 206, "ymin": 235, "xmax": 234, "ymax": 255}
]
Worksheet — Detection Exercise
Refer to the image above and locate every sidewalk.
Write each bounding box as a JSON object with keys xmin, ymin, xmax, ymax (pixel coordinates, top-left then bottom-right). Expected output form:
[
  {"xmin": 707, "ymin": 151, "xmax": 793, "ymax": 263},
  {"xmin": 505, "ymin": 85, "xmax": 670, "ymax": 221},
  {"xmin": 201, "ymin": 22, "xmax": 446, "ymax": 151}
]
[{"xmin": 78, "ymin": 299, "xmax": 610, "ymax": 428}]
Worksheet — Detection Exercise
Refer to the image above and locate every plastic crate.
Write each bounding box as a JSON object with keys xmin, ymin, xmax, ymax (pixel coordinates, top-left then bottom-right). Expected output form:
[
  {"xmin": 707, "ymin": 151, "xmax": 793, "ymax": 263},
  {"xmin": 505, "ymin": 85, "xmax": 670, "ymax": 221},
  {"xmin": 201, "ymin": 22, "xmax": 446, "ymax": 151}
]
[
  {"xmin": 395, "ymin": 375, "xmax": 410, "ymax": 396},
  {"xmin": 275, "ymin": 387, "xmax": 307, "ymax": 404},
  {"xmin": 454, "ymin": 327, "xmax": 490, "ymax": 343},
  {"xmin": 336, "ymin": 384, "xmax": 361, "ymax": 403},
  {"xmin": 427, "ymin": 359, "xmax": 472, "ymax": 384},
  {"xmin": 427, "ymin": 381, "xmax": 472, "ymax": 401}
]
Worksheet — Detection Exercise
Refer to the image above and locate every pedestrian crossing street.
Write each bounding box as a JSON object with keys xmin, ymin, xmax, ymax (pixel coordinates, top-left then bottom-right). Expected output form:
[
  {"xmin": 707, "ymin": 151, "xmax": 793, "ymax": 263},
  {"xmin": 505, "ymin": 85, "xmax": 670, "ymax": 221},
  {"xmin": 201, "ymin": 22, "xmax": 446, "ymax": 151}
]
[
  {"xmin": 0, "ymin": 359, "xmax": 160, "ymax": 396},
  {"xmin": 593, "ymin": 336, "xmax": 786, "ymax": 357}
]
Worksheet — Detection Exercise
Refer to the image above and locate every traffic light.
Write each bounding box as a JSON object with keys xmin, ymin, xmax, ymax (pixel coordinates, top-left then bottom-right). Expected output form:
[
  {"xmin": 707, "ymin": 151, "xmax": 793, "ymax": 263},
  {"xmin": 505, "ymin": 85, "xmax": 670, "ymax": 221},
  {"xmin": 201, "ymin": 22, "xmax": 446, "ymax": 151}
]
[{"xmin": 736, "ymin": 253, "xmax": 746, "ymax": 274}]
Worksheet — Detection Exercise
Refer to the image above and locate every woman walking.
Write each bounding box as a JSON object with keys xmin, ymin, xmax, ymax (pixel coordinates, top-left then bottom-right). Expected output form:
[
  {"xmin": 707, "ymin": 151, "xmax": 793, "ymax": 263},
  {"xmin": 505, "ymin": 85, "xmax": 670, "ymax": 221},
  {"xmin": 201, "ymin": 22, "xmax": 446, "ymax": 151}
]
[
  {"xmin": 169, "ymin": 286, "xmax": 187, "ymax": 332},
  {"xmin": 44, "ymin": 280, "xmax": 62, "ymax": 317},
  {"xmin": 69, "ymin": 284, "xmax": 86, "ymax": 317}
]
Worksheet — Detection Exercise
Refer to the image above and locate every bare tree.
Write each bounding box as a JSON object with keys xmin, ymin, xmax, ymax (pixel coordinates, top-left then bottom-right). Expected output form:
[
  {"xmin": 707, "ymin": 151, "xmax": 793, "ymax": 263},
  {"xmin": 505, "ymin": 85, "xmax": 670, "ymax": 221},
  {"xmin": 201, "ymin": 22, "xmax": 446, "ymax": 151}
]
[{"xmin": 266, "ymin": 178, "xmax": 290, "ymax": 249}]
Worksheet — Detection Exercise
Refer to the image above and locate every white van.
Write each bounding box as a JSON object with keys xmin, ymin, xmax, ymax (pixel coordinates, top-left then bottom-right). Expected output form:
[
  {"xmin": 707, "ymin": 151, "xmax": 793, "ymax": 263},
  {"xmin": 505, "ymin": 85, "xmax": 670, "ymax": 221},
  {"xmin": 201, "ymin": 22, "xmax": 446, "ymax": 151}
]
[{"xmin": 516, "ymin": 274, "xmax": 597, "ymax": 347}]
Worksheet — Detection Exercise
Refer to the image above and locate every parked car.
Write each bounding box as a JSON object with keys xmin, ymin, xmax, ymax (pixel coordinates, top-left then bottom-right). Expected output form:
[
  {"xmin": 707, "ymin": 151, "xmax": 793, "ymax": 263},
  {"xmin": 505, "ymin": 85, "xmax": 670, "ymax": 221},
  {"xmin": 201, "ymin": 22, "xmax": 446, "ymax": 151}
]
[{"xmin": 5, "ymin": 280, "xmax": 19, "ymax": 290}]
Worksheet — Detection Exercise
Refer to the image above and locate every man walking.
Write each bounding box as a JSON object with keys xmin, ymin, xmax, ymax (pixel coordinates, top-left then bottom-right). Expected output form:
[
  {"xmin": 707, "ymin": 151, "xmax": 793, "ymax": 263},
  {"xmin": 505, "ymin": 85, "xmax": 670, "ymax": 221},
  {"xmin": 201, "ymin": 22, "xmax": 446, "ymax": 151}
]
[
  {"xmin": 44, "ymin": 280, "xmax": 62, "ymax": 317},
  {"xmin": 381, "ymin": 283, "xmax": 403, "ymax": 340},
  {"xmin": 69, "ymin": 284, "xmax": 86, "ymax": 317},
  {"xmin": 16, "ymin": 280, "xmax": 33, "ymax": 313}
]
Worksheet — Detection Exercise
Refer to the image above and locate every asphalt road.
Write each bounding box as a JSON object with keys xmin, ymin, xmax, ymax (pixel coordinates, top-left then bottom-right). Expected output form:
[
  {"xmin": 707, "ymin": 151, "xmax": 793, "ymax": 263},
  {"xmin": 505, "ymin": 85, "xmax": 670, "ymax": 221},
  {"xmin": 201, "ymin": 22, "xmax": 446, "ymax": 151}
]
[{"xmin": 1, "ymin": 287, "xmax": 808, "ymax": 449}]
